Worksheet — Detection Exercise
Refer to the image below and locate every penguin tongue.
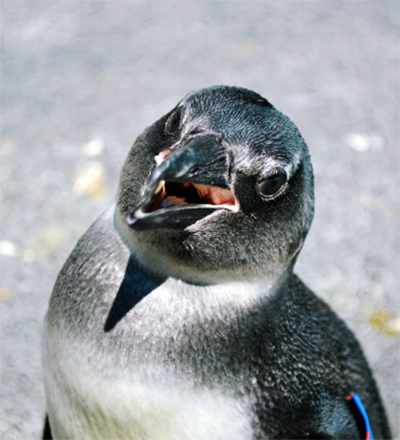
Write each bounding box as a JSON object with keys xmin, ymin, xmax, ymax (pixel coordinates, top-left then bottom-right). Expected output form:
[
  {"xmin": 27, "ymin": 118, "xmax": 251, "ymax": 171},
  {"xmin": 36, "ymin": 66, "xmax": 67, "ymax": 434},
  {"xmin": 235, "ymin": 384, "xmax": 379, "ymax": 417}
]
[{"xmin": 160, "ymin": 195, "xmax": 187, "ymax": 209}]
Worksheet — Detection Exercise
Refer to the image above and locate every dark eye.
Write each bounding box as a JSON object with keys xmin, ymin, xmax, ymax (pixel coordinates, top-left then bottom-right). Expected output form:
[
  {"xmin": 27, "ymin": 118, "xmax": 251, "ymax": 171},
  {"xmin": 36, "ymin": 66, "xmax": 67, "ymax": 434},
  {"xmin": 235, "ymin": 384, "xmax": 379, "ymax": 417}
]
[
  {"xmin": 259, "ymin": 172, "xmax": 287, "ymax": 197},
  {"xmin": 166, "ymin": 109, "xmax": 181, "ymax": 134}
]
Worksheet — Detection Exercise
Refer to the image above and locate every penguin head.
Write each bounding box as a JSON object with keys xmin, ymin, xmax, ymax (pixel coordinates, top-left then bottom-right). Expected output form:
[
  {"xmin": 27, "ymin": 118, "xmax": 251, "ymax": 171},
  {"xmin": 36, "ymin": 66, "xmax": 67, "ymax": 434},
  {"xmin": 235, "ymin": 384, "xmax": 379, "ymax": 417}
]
[{"xmin": 116, "ymin": 86, "xmax": 314, "ymax": 284}]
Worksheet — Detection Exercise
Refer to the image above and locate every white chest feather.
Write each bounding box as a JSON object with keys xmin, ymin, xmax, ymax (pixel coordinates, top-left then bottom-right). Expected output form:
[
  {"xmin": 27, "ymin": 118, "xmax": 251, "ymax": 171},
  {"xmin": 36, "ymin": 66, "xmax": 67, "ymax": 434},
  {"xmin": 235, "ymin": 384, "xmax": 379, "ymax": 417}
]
[
  {"xmin": 44, "ymin": 351, "xmax": 252, "ymax": 440},
  {"xmin": 43, "ymin": 275, "xmax": 274, "ymax": 439},
  {"xmin": 44, "ymin": 285, "xmax": 266, "ymax": 440}
]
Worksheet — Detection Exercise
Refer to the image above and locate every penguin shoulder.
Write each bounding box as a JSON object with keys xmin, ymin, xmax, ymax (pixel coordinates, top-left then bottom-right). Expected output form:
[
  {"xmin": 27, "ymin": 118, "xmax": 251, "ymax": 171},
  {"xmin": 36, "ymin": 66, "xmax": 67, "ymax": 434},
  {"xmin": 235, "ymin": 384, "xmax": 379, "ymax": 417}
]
[{"xmin": 46, "ymin": 204, "xmax": 130, "ymax": 333}]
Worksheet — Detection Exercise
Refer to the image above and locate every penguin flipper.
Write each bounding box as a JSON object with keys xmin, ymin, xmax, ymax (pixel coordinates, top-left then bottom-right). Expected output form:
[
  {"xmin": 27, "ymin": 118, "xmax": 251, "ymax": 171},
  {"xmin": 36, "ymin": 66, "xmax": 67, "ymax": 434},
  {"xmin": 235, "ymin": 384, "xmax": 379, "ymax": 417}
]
[{"xmin": 42, "ymin": 414, "xmax": 53, "ymax": 440}]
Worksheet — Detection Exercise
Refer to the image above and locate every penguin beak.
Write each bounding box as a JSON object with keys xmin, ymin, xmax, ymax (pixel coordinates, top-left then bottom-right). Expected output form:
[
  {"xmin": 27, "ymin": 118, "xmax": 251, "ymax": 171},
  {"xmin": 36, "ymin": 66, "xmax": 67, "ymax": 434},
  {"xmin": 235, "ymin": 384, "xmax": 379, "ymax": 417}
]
[{"xmin": 127, "ymin": 133, "xmax": 239, "ymax": 230}]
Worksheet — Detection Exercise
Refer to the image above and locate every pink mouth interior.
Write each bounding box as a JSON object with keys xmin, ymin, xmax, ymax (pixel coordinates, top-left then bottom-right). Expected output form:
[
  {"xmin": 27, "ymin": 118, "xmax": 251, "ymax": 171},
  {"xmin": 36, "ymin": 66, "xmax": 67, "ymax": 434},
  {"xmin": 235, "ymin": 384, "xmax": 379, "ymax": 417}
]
[
  {"xmin": 150, "ymin": 150, "xmax": 239, "ymax": 212},
  {"xmin": 149, "ymin": 181, "xmax": 238, "ymax": 212}
]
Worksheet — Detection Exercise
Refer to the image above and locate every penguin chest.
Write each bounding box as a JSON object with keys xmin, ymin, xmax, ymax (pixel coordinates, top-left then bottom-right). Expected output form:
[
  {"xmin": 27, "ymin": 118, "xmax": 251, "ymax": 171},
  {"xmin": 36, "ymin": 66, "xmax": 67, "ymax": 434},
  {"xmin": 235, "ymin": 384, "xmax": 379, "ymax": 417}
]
[
  {"xmin": 43, "ymin": 276, "xmax": 263, "ymax": 439},
  {"xmin": 44, "ymin": 348, "xmax": 253, "ymax": 440}
]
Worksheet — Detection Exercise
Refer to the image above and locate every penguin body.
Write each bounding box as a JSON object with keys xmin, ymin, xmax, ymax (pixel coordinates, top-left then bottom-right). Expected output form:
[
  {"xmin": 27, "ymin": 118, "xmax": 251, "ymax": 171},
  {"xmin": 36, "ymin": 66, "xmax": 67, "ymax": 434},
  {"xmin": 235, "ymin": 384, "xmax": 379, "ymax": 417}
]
[{"xmin": 43, "ymin": 86, "xmax": 391, "ymax": 439}]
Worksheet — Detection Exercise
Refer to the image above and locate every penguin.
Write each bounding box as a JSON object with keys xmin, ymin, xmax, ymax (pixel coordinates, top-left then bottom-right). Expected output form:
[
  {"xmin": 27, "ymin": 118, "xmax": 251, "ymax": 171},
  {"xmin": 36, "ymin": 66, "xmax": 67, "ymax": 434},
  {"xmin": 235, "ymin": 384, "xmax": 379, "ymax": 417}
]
[{"xmin": 42, "ymin": 86, "xmax": 391, "ymax": 440}]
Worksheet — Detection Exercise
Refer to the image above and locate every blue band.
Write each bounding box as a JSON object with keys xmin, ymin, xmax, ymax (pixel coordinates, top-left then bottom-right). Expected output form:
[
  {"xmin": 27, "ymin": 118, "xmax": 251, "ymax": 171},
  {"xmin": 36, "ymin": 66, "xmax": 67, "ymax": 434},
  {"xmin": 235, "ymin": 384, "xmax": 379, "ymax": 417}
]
[{"xmin": 349, "ymin": 393, "xmax": 374, "ymax": 440}]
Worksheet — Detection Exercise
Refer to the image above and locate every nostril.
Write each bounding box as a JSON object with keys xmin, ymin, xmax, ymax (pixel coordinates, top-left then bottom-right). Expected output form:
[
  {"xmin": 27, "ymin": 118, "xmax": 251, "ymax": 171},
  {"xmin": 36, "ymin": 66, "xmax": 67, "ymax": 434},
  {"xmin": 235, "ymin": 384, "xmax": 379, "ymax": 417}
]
[
  {"xmin": 187, "ymin": 128, "xmax": 204, "ymax": 137},
  {"xmin": 189, "ymin": 165, "xmax": 200, "ymax": 175}
]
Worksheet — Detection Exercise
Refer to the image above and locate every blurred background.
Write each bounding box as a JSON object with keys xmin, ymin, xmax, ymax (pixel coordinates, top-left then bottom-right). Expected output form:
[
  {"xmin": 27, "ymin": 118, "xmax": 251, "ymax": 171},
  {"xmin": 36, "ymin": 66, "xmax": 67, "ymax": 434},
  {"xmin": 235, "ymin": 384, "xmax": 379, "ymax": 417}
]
[{"xmin": 1, "ymin": 2, "xmax": 399, "ymax": 439}]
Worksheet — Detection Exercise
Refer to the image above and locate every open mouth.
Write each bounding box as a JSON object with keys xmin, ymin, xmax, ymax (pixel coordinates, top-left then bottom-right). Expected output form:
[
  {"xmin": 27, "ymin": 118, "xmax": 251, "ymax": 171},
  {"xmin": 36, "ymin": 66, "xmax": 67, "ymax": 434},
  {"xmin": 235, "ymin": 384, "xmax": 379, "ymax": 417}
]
[
  {"xmin": 126, "ymin": 134, "xmax": 239, "ymax": 230},
  {"xmin": 127, "ymin": 179, "xmax": 239, "ymax": 231},
  {"xmin": 147, "ymin": 180, "xmax": 238, "ymax": 212}
]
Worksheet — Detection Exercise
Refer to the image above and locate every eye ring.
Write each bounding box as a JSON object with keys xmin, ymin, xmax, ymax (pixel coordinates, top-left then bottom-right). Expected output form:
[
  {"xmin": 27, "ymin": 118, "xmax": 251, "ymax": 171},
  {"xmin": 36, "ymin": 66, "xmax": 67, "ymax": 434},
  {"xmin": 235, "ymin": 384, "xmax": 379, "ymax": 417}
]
[
  {"xmin": 165, "ymin": 109, "xmax": 181, "ymax": 134},
  {"xmin": 258, "ymin": 172, "xmax": 287, "ymax": 198}
]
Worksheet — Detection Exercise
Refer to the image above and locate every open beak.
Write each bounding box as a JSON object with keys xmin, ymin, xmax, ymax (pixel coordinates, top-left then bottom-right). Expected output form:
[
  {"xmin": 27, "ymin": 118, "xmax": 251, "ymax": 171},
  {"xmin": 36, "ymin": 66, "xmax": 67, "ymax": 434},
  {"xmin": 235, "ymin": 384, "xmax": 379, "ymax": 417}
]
[{"xmin": 127, "ymin": 133, "xmax": 239, "ymax": 230}]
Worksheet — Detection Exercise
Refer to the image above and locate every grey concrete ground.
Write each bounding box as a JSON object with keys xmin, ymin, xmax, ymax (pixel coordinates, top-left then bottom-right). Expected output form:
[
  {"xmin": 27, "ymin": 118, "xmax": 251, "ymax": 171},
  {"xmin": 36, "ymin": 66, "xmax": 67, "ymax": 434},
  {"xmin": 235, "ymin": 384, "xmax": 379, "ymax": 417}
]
[{"xmin": 1, "ymin": 2, "xmax": 399, "ymax": 439}]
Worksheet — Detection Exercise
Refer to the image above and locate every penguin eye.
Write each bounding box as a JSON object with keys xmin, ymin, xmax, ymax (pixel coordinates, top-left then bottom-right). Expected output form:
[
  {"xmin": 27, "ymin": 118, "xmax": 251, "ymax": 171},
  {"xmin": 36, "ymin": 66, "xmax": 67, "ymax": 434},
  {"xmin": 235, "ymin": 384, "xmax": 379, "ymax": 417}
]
[
  {"xmin": 259, "ymin": 172, "xmax": 287, "ymax": 197},
  {"xmin": 166, "ymin": 109, "xmax": 181, "ymax": 134}
]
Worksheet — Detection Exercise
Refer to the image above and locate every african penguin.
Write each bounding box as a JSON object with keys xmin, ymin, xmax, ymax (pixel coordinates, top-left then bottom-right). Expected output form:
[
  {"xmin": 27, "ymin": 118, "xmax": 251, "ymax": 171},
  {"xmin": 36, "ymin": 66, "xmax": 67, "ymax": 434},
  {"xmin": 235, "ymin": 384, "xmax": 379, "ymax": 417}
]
[{"xmin": 42, "ymin": 86, "xmax": 391, "ymax": 439}]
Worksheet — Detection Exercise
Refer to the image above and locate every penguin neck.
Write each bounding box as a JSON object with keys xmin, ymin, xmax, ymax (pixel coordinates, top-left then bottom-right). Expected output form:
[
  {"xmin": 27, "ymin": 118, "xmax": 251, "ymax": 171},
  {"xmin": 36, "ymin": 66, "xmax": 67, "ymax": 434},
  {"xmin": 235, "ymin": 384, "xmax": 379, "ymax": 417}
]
[
  {"xmin": 114, "ymin": 207, "xmax": 294, "ymax": 314},
  {"xmin": 134, "ymin": 257, "xmax": 294, "ymax": 315},
  {"xmin": 114, "ymin": 207, "xmax": 293, "ymax": 288}
]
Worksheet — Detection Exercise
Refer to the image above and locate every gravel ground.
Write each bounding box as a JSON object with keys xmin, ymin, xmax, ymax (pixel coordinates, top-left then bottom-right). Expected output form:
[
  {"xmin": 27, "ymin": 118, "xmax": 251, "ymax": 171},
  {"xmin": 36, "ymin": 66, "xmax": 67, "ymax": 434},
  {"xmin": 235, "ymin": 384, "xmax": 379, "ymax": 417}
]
[{"xmin": 1, "ymin": 2, "xmax": 399, "ymax": 439}]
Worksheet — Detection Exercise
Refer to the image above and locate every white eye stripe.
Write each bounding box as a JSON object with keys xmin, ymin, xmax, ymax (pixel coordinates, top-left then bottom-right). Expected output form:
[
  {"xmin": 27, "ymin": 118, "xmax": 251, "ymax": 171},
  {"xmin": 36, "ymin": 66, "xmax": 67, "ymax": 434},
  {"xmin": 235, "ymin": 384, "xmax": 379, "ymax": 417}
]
[
  {"xmin": 263, "ymin": 151, "xmax": 302, "ymax": 180},
  {"xmin": 285, "ymin": 151, "xmax": 302, "ymax": 178},
  {"xmin": 232, "ymin": 143, "xmax": 302, "ymax": 181}
]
